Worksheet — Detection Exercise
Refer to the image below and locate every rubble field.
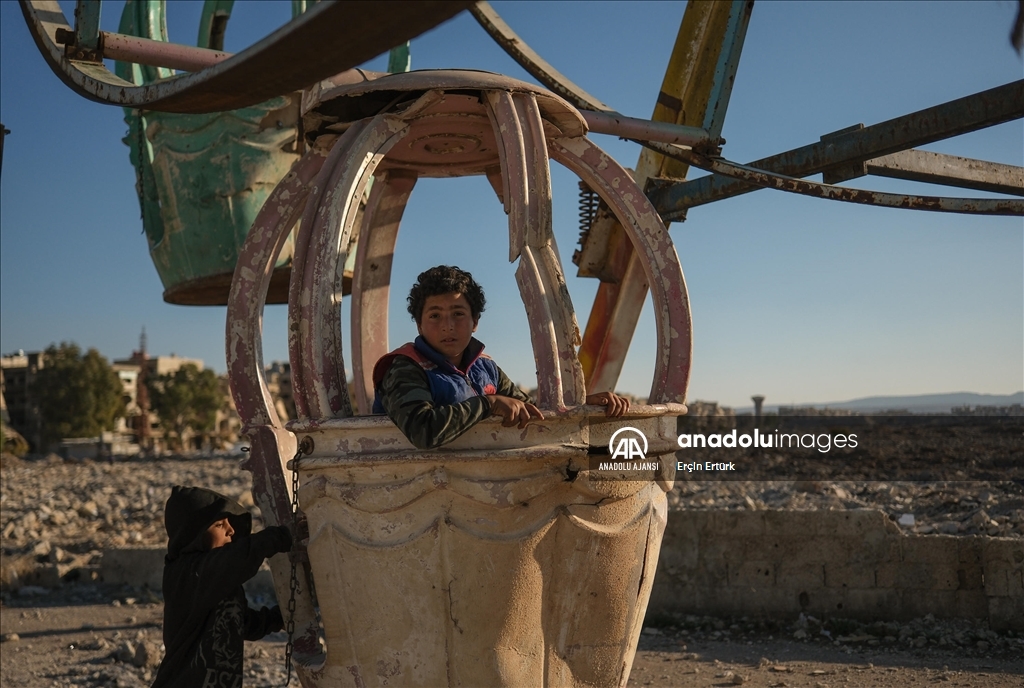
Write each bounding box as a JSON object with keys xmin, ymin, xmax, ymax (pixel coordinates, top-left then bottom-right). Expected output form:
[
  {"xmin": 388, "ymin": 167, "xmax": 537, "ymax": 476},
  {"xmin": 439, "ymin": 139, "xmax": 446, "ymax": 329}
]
[{"xmin": 1, "ymin": 452, "xmax": 1021, "ymax": 686}]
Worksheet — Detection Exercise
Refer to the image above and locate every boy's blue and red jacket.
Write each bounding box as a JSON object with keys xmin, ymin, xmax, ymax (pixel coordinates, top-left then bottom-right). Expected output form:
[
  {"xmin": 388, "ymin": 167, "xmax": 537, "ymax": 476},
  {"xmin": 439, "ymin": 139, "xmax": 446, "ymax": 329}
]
[
  {"xmin": 372, "ymin": 336, "xmax": 500, "ymax": 413},
  {"xmin": 372, "ymin": 336, "xmax": 531, "ymax": 449}
]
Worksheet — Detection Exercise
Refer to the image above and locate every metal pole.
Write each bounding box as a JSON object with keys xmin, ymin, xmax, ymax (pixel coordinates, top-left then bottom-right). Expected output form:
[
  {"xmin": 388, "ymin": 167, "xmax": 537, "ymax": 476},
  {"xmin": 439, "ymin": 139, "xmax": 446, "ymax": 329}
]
[
  {"xmin": 0, "ymin": 124, "xmax": 9, "ymax": 182},
  {"xmin": 100, "ymin": 31, "xmax": 231, "ymax": 72},
  {"xmin": 581, "ymin": 110, "xmax": 715, "ymax": 149}
]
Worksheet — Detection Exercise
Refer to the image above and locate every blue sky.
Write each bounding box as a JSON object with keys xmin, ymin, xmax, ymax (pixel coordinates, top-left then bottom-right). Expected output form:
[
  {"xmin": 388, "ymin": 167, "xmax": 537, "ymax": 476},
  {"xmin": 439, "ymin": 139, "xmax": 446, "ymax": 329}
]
[{"xmin": 1, "ymin": 1, "xmax": 1021, "ymax": 409}]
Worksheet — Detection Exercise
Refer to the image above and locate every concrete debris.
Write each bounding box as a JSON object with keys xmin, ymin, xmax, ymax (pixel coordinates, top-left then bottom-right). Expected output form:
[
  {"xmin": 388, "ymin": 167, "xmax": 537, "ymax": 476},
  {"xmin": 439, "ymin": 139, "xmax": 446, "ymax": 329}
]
[
  {"xmin": 672, "ymin": 480, "xmax": 1023, "ymax": 539},
  {"xmin": 1, "ymin": 457, "xmax": 259, "ymax": 591}
]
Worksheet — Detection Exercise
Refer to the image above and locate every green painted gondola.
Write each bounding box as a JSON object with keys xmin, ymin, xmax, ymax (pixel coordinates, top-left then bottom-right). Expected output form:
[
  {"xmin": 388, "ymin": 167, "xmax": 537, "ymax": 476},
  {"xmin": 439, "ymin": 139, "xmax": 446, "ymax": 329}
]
[{"xmin": 116, "ymin": 0, "xmax": 303, "ymax": 304}]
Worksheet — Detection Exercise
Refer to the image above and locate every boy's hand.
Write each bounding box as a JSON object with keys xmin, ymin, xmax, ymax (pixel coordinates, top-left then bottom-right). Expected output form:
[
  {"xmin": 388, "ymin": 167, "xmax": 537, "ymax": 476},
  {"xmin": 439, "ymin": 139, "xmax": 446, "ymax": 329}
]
[
  {"xmin": 486, "ymin": 395, "xmax": 545, "ymax": 428},
  {"xmin": 586, "ymin": 391, "xmax": 630, "ymax": 417}
]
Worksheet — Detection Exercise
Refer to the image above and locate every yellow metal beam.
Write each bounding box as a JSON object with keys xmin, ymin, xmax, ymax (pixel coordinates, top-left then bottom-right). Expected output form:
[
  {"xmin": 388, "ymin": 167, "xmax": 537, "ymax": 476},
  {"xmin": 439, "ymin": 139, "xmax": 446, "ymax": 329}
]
[{"xmin": 579, "ymin": 0, "xmax": 753, "ymax": 395}]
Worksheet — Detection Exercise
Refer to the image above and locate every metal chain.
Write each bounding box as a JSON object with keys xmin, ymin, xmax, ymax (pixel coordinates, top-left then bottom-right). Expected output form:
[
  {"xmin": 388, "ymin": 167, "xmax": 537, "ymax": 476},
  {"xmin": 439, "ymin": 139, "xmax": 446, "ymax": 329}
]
[{"xmin": 283, "ymin": 438, "xmax": 309, "ymax": 687}]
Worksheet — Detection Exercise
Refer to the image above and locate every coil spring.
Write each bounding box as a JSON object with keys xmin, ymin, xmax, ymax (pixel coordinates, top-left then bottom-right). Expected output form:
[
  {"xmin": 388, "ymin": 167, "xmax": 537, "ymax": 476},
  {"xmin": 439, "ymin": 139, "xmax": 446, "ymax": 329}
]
[{"xmin": 578, "ymin": 180, "xmax": 599, "ymax": 241}]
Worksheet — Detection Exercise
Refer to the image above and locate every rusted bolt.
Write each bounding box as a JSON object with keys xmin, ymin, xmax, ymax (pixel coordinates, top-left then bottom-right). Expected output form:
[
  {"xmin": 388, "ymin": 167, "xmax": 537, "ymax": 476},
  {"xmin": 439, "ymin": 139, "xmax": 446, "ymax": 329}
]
[
  {"xmin": 55, "ymin": 28, "xmax": 75, "ymax": 46},
  {"xmin": 298, "ymin": 436, "xmax": 315, "ymax": 456}
]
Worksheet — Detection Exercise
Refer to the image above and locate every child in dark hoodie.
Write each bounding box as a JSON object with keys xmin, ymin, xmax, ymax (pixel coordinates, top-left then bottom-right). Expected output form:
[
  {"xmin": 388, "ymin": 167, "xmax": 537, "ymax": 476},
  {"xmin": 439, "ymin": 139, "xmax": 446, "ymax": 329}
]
[{"xmin": 151, "ymin": 486, "xmax": 292, "ymax": 688}]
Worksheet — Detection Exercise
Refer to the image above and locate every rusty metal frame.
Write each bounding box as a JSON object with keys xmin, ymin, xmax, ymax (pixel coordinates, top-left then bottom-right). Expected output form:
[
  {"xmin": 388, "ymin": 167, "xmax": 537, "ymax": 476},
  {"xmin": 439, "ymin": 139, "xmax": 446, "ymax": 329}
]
[
  {"xmin": 72, "ymin": 0, "xmax": 101, "ymax": 54},
  {"xmin": 641, "ymin": 140, "xmax": 1024, "ymax": 216},
  {"xmin": 863, "ymin": 150, "xmax": 1024, "ymax": 197},
  {"xmin": 225, "ymin": 149, "xmax": 329, "ymax": 682},
  {"xmin": 581, "ymin": 110, "xmax": 719, "ymax": 151},
  {"xmin": 289, "ymin": 116, "xmax": 412, "ymax": 420},
  {"xmin": 20, "ymin": 0, "xmax": 474, "ymax": 113},
  {"xmin": 576, "ymin": 0, "xmax": 753, "ymax": 395},
  {"xmin": 474, "ymin": 0, "xmax": 1020, "ymax": 392},
  {"xmin": 350, "ymin": 171, "xmax": 418, "ymax": 415},
  {"xmin": 550, "ymin": 137, "xmax": 692, "ymax": 403},
  {"xmin": 99, "ymin": 30, "xmax": 231, "ymax": 72},
  {"xmin": 470, "ymin": 1, "xmax": 721, "ymax": 153},
  {"xmin": 487, "ymin": 91, "xmax": 587, "ymax": 408},
  {"xmin": 469, "ymin": 0, "xmax": 608, "ymax": 111},
  {"xmin": 650, "ymin": 79, "xmax": 1024, "ymax": 221}
]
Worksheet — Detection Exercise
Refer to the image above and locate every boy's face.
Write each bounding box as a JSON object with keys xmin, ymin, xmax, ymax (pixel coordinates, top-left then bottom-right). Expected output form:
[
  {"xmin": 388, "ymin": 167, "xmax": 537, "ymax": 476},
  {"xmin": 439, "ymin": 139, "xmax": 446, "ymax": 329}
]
[
  {"xmin": 418, "ymin": 292, "xmax": 478, "ymax": 366},
  {"xmin": 205, "ymin": 517, "xmax": 235, "ymax": 549}
]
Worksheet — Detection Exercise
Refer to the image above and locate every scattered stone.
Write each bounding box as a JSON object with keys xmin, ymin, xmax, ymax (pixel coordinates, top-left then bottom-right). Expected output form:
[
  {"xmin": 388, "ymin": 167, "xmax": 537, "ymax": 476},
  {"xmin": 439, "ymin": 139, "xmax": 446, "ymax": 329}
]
[
  {"xmin": 114, "ymin": 641, "xmax": 135, "ymax": 663},
  {"xmin": 2, "ymin": 633, "xmax": 20, "ymax": 642},
  {"xmin": 78, "ymin": 501, "xmax": 100, "ymax": 518},
  {"xmin": 669, "ymin": 471, "xmax": 1021, "ymax": 540},
  {"xmin": 132, "ymin": 640, "xmax": 161, "ymax": 668},
  {"xmin": 0, "ymin": 458, "xmax": 261, "ymax": 555},
  {"xmin": 898, "ymin": 513, "xmax": 915, "ymax": 526},
  {"xmin": 17, "ymin": 585, "xmax": 49, "ymax": 596},
  {"xmin": 968, "ymin": 510, "xmax": 991, "ymax": 529}
]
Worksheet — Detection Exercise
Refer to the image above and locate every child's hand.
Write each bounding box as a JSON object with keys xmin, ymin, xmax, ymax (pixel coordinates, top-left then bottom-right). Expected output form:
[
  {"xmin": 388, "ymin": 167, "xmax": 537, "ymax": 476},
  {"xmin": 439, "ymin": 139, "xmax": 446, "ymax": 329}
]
[
  {"xmin": 586, "ymin": 391, "xmax": 630, "ymax": 417},
  {"xmin": 486, "ymin": 395, "xmax": 545, "ymax": 428}
]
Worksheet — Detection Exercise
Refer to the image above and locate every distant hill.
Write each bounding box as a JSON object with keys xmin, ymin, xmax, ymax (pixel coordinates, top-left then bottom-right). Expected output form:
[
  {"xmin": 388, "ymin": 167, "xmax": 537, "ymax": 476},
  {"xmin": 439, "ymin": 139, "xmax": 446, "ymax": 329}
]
[{"xmin": 735, "ymin": 391, "xmax": 1024, "ymax": 414}]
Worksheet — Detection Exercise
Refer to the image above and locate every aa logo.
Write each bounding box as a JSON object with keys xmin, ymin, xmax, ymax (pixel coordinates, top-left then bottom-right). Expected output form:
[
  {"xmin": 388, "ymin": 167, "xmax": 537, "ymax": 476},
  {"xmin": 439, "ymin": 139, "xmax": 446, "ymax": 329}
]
[{"xmin": 608, "ymin": 427, "xmax": 648, "ymax": 461}]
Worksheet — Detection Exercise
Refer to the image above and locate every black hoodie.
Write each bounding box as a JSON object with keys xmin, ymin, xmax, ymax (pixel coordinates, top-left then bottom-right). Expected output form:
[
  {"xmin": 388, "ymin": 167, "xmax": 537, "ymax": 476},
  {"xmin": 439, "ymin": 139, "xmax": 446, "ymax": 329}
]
[{"xmin": 152, "ymin": 486, "xmax": 291, "ymax": 688}]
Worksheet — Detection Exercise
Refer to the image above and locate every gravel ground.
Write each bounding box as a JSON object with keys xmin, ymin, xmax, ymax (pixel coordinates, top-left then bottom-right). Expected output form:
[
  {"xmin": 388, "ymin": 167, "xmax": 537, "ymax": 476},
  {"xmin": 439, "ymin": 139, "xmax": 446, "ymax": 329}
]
[
  {"xmin": 1, "ymin": 452, "xmax": 1022, "ymax": 686},
  {"xmin": 2, "ymin": 593, "xmax": 1021, "ymax": 687}
]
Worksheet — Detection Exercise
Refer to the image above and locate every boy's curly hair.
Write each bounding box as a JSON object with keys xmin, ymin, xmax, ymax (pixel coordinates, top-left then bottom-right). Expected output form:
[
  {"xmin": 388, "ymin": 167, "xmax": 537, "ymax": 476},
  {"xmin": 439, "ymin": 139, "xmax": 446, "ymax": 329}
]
[{"xmin": 407, "ymin": 265, "xmax": 486, "ymax": 324}]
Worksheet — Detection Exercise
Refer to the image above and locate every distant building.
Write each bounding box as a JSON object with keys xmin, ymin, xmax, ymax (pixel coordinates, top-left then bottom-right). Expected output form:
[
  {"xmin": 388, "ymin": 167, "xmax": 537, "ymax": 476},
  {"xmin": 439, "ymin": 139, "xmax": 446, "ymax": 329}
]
[
  {"xmin": 114, "ymin": 353, "xmax": 204, "ymax": 377},
  {"xmin": 112, "ymin": 352, "xmax": 205, "ymax": 452},
  {"xmin": 777, "ymin": 406, "xmax": 857, "ymax": 416},
  {"xmin": 1, "ymin": 351, "xmax": 44, "ymax": 451},
  {"xmin": 216, "ymin": 374, "xmax": 242, "ymax": 448},
  {"xmin": 3, "ymin": 344, "xmax": 255, "ymax": 455},
  {"xmin": 111, "ymin": 362, "xmax": 141, "ymax": 436},
  {"xmin": 265, "ymin": 361, "xmax": 296, "ymax": 421}
]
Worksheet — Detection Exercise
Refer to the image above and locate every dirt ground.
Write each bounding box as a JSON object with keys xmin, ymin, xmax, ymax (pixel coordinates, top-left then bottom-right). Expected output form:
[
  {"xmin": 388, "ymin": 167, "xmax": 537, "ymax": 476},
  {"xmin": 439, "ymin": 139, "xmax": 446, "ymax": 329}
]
[{"xmin": 1, "ymin": 584, "xmax": 1021, "ymax": 688}]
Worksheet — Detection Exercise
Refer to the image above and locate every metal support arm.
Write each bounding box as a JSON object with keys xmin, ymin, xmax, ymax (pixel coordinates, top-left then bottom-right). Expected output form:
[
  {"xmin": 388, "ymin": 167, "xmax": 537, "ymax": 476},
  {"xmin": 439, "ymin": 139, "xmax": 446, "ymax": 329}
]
[
  {"xmin": 865, "ymin": 150, "xmax": 1024, "ymax": 197},
  {"xmin": 649, "ymin": 80, "xmax": 1024, "ymax": 221},
  {"xmin": 642, "ymin": 141, "xmax": 1024, "ymax": 216}
]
